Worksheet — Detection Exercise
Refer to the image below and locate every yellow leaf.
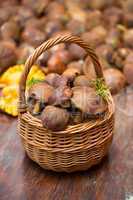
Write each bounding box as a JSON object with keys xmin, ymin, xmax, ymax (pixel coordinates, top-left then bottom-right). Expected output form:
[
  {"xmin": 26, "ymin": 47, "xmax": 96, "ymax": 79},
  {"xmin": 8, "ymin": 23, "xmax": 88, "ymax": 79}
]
[{"xmin": 0, "ymin": 64, "xmax": 45, "ymax": 116}]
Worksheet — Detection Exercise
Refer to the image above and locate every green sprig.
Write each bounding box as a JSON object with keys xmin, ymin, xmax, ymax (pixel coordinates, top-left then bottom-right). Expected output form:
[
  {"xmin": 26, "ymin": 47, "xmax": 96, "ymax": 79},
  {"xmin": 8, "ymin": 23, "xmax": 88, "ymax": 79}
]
[
  {"xmin": 27, "ymin": 78, "xmax": 43, "ymax": 88},
  {"xmin": 91, "ymin": 78, "xmax": 110, "ymax": 101}
]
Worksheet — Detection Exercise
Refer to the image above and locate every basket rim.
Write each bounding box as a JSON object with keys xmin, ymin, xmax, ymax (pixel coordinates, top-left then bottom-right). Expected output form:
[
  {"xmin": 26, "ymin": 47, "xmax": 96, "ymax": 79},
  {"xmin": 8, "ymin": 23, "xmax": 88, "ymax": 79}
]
[{"xmin": 18, "ymin": 94, "xmax": 115, "ymax": 135}]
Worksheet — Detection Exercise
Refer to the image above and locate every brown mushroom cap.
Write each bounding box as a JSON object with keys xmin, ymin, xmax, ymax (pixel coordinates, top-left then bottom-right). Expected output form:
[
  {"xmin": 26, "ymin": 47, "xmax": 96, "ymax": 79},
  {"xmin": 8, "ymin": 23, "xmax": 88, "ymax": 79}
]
[
  {"xmin": 66, "ymin": 19, "xmax": 86, "ymax": 35},
  {"xmin": 124, "ymin": 29, "xmax": 133, "ymax": 48},
  {"xmin": 103, "ymin": 7, "xmax": 123, "ymax": 28},
  {"xmin": 125, "ymin": 52, "xmax": 133, "ymax": 64},
  {"xmin": 28, "ymin": 82, "xmax": 54, "ymax": 103},
  {"xmin": 41, "ymin": 105, "xmax": 70, "ymax": 131},
  {"xmin": 124, "ymin": 12, "xmax": 133, "ymax": 28},
  {"xmin": 0, "ymin": 7, "xmax": 15, "ymax": 26},
  {"xmin": 0, "ymin": 41, "xmax": 17, "ymax": 74},
  {"xmin": 22, "ymin": 0, "xmax": 49, "ymax": 16},
  {"xmin": 62, "ymin": 67, "xmax": 81, "ymax": 82},
  {"xmin": 55, "ymin": 50, "xmax": 72, "ymax": 65},
  {"xmin": 123, "ymin": 0, "xmax": 133, "ymax": 13},
  {"xmin": 48, "ymin": 86, "xmax": 72, "ymax": 107},
  {"xmin": 71, "ymin": 86, "xmax": 107, "ymax": 117},
  {"xmin": 81, "ymin": 26, "xmax": 107, "ymax": 47},
  {"xmin": 88, "ymin": 0, "xmax": 114, "ymax": 10},
  {"xmin": 123, "ymin": 63, "xmax": 133, "ymax": 84},
  {"xmin": 45, "ymin": 2, "xmax": 65, "ymax": 20},
  {"xmin": 104, "ymin": 68, "xmax": 126, "ymax": 94},
  {"xmin": 68, "ymin": 43, "xmax": 86, "ymax": 60},
  {"xmin": 22, "ymin": 27, "xmax": 46, "ymax": 47},
  {"xmin": 17, "ymin": 43, "xmax": 35, "ymax": 63},
  {"xmin": 67, "ymin": 60, "xmax": 84, "ymax": 74},
  {"xmin": 1, "ymin": 21, "xmax": 21, "ymax": 41},
  {"xmin": 45, "ymin": 20, "xmax": 63, "ymax": 37},
  {"xmin": 47, "ymin": 53, "xmax": 66, "ymax": 74},
  {"xmin": 24, "ymin": 17, "xmax": 46, "ymax": 30},
  {"xmin": 74, "ymin": 75, "xmax": 91, "ymax": 87},
  {"xmin": 14, "ymin": 6, "xmax": 34, "ymax": 28},
  {"xmin": 45, "ymin": 73, "xmax": 68, "ymax": 88},
  {"xmin": 86, "ymin": 10, "xmax": 102, "ymax": 30},
  {"xmin": 105, "ymin": 28, "xmax": 121, "ymax": 49}
]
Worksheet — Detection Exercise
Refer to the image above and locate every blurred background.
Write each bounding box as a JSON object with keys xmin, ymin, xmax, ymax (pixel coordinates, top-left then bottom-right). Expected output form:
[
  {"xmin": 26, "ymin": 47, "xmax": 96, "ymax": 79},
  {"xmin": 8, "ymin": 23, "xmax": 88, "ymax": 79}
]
[{"xmin": 0, "ymin": 0, "xmax": 132, "ymax": 116}]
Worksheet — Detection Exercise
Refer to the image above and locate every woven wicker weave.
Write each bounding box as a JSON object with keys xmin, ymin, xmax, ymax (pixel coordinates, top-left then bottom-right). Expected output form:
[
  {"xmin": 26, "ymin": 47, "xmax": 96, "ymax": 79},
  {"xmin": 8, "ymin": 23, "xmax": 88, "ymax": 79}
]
[{"xmin": 18, "ymin": 35, "xmax": 115, "ymax": 172}]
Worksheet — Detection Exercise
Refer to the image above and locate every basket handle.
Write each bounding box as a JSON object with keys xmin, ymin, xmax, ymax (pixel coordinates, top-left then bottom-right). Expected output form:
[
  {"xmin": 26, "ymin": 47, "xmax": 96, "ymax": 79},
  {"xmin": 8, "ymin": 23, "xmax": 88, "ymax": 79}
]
[{"xmin": 19, "ymin": 34, "xmax": 104, "ymax": 113}]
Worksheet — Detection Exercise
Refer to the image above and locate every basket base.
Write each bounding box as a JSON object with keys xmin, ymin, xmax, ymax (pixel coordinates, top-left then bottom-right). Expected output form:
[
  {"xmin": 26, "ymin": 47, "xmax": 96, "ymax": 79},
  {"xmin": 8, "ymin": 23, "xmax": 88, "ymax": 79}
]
[{"xmin": 21, "ymin": 135, "xmax": 113, "ymax": 173}]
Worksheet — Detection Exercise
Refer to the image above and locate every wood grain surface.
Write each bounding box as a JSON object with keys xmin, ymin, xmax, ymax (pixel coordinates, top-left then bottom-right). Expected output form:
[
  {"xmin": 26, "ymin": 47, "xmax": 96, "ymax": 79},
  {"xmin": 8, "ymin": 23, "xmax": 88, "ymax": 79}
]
[{"xmin": 0, "ymin": 103, "xmax": 133, "ymax": 200}]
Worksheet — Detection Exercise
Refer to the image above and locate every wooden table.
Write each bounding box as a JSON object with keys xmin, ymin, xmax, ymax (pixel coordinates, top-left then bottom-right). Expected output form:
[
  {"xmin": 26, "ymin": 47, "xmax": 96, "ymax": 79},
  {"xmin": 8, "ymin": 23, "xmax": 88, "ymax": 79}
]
[{"xmin": 0, "ymin": 105, "xmax": 132, "ymax": 200}]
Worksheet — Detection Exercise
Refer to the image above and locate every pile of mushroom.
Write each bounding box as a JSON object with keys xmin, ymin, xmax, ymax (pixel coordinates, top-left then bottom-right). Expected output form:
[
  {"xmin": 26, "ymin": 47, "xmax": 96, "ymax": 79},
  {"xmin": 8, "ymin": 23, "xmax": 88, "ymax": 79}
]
[{"xmin": 27, "ymin": 63, "xmax": 108, "ymax": 131}]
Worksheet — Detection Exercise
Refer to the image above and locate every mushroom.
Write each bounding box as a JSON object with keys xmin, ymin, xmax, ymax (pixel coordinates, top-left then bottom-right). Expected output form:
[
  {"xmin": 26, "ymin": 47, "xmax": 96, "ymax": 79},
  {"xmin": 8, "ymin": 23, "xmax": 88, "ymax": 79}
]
[
  {"xmin": 95, "ymin": 44, "xmax": 113, "ymax": 60},
  {"xmin": 71, "ymin": 86, "xmax": 108, "ymax": 118},
  {"xmin": 103, "ymin": 7, "xmax": 123, "ymax": 27},
  {"xmin": 123, "ymin": 52, "xmax": 133, "ymax": 84},
  {"xmin": 62, "ymin": 68, "xmax": 81, "ymax": 83},
  {"xmin": 109, "ymin": 48, "xmax": 129, "ymax": 70},
  {"xmin": 0, "ymin": 7, "xmax": 15, "ymax": 26},
  {"xmin": 74, "ymin": 75, "xmax": 91, "ymax": 87},
  {"xmin": 68, "ymin": 44, "xmax": 86, "ymax": 60},
  {"xmin": 48, "ymin": 86, "xmax": 72, "ymax": 108},
  {"xmin": 105, "ymin": 28, "xmax": 121, "ymax": 49},
  {"xmin": 41, "ymin": 105, "xmax": 70, "ymax": 131},
  {"xmin": 124, "ymin": 13, "xmax": 133, "ymax": 28},
  {"xmin": 104, "ymin": 68, "xmax": 126, "ymax": 94},
  {"xmin": 1, "ymin": 21, "xmax": 21, "ymax": 42},
  {"xmin": 45, "ymin": 20, "xmax": 63, "ymax": 37},
  {"xmin": 65, "ymin": 0, "xmax": 87, "ymax": 23},
  {"xmin": 17, "ymin": 43, "xmax": 35, "ymax": 64},
  {"xmin": 28, "ymin": 82, "xmax": 54, "ymax": 102},
  {"xmin": 66, "ymin": 19, "xmax": 86, "ymax": 35},
  {"xmin": 21, "ymin": 26, "xmax": 46, "ymax": 47},
  {"xmin": 0, "ymin": 41, "xmax": 17, "ymax": 74},
  {"xmin": 86, "ymin": 10, "xmax": 102, "ymax": 30},
  {"xmin": 125, "ymin": 52, "xmax": 133, "ymax": 64},
  {"xmin": 55, "ymin": 50, "xmax": 72, "ymax": 65},
  {"xmin": 0, "ymin": 0, "xmax": 18, "ymax": 7},
  {"xmin": 45, "ymin": 2, "xmax": 65, "ymax": 20},
  {"xmin": 14, "ymin": 6, "xmax": 34, "ymax": 28},
  {"xmin": 36, "ymin": 51, "xmax": 51, "ymax": 67},
  {"xmin": 67, "ymin": 60, "xmax": 84, "ymax": 74},
  {"xmin": 81, "ymin": 26, "xmax": 107, "ymax": 47},
  {"xmin": 88, "ymin": 0, "xmax": 114, "ymax": 10},
  {"xmin": 25, "ymin": 17, "xmax": 46, "ymax": 31},
  {"xmin": 27, "ymin": 82, "xmax": 54, "ymax": 115},
  {"xmin": 123, "ymin": 0, "xmax": 133, "ymax": 13},
  {"xmin": 22, "ymin": 0, "xmax": 49, "ymax": 16},
  {"xmin": 47, "ymin": 53, "xmax": 66, "ymax": 74},
  {"xmin": 123, "ymin": 29, "xmax": 133, "ymax": 48},
  {"xmin": 45, "ymin": 73, "xmax": 68, "ymax": 88},
  {"xmin": 123, "ymin": 63, "xmax": 133, "ymax": 85}
]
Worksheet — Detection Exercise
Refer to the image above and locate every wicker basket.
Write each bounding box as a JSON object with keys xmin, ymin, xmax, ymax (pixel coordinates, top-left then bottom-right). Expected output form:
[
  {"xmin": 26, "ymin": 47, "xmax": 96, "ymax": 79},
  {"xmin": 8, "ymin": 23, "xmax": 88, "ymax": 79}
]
[{"xmin": 18, "ymin": 35, "xmax": 115, "ymax": 172}]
